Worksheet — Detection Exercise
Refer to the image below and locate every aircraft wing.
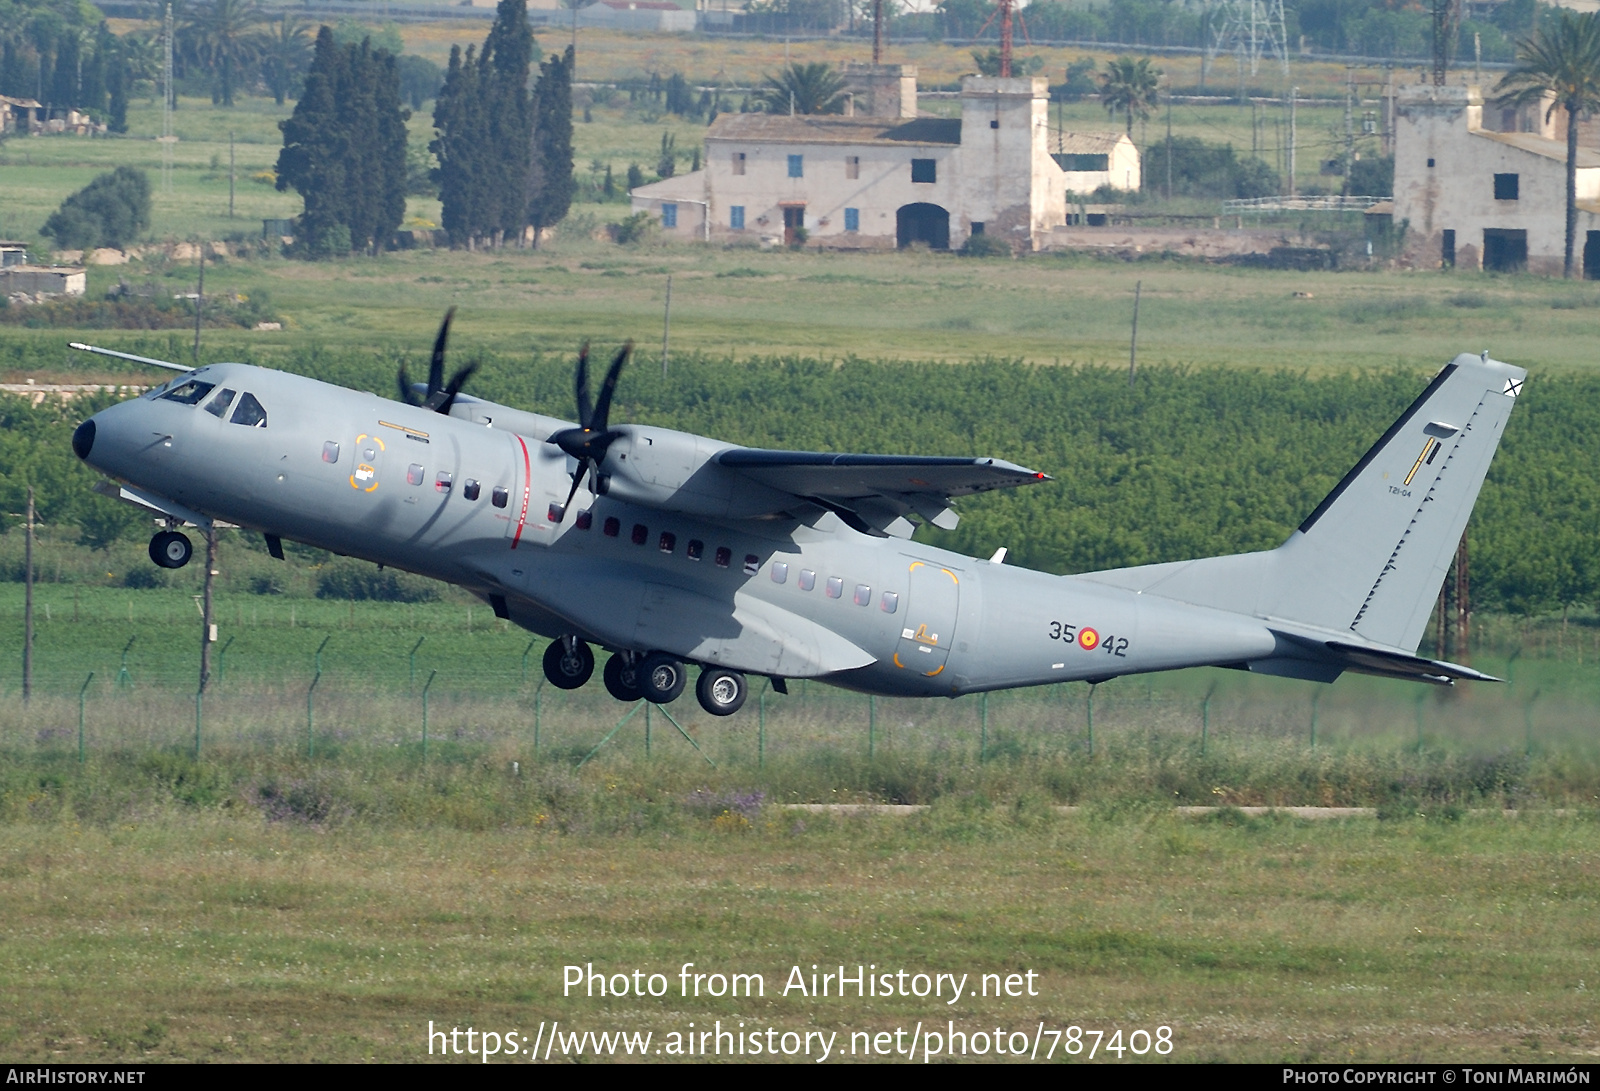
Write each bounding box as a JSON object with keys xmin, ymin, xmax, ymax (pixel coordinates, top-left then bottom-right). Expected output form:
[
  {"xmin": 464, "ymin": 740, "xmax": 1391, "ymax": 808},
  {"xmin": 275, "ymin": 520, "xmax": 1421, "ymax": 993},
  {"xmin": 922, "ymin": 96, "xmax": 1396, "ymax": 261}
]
[{"xmin": 715, "ymin": 450, "xmax": 1050, "ymax": 537}]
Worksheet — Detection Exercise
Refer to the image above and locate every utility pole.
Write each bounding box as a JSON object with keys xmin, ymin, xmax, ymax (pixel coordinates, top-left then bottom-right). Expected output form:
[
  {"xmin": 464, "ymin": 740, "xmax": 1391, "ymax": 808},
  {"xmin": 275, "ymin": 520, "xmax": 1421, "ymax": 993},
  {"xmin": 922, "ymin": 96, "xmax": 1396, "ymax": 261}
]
[
  {"xmin": 872, "ymin": 0, "xmax": 882, "ymax": 64},
  {"xmin": 1128, "ymin": 280, "xmax": 1141, "ymax": 387},
  {"xmin": 193, "ymin": 246, "xmax": 204, "ymax": 365},
  {"xmin": 1165, "ymin": 77, "xmax": 1173, "ymax": 200},
  {"xmin": 1287, "ymin": 86, "xmax": 1297, "ymax": 196},
  {"xmin": 22, "ymin": 487, "xmax": 33, "ymax": 705},
  {"xmin": 661, "ymin": 274, "xmax": 672, "ymax": 377},
  {"xmin": 198, "ymin": 526, "xmax": 217, "ymax": 693},
  {"xmin": 1342, "ymin": 68, "xmax": 1354, "ymax": 198}
]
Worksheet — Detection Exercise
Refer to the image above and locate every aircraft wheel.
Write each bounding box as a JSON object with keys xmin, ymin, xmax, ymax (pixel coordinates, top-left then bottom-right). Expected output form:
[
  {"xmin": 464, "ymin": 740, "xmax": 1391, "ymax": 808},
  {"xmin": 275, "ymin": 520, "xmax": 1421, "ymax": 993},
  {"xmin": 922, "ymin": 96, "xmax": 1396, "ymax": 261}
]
[
  {"xmin": 542, "ymin": 638, "xmax": 593, "ymax": 690},
  {"xmin": 639, "ymin": 653, "xmax": 687, "ymax": 704},
  {"xmin": 603, "ymin": 653, "xmax": 644, "ymax": 703},
  {"xmin": 149, "ymin": 530, "xmax": 192, "ymax": 569},
  {"xmin": 695, "ymin": 668, "xmax": 747, "ymax": 717}
]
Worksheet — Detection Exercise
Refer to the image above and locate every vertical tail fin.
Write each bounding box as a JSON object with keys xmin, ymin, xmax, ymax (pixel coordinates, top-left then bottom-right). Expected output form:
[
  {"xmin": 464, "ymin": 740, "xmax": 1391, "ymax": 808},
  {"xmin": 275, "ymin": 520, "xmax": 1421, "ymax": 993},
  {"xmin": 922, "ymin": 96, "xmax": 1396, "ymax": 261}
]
[{"xmin": 1085, "ymin": 354, "xmax": 1525, "ymax": 653}]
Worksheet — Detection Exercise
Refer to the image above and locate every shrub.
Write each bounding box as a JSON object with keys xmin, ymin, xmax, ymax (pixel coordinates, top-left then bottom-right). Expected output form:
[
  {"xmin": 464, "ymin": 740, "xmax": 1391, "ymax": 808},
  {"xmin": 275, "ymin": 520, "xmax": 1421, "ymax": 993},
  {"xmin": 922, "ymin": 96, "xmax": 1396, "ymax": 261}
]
[
  {"xmin": 315, "ymin": 560, "xmax": 439, "ymax": 602},
  {"xmin": 960, "ymin": 233, "xmax": 1012, "ymax": 258},
  {"xmin": 41, "ymin": 167, "xmax": 152, "ymax": 250}
]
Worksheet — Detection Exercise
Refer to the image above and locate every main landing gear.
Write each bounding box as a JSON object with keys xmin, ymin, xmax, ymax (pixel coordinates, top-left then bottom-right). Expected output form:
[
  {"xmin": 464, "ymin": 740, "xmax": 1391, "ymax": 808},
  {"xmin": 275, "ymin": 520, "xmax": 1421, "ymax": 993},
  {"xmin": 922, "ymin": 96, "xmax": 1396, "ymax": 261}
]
[
  {"xmin": 149, "ymin": 530, "xmax": 192, "ymax": 569},
  {"xmin": 549, "ymin": 644, "xmax": 749, "ymax": 717}
]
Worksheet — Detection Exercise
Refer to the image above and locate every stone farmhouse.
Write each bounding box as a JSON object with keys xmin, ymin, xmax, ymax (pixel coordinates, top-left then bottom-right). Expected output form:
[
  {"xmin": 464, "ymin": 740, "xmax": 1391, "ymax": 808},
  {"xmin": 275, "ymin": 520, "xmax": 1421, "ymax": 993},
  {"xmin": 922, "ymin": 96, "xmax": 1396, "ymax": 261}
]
[
  {"xmin": 629, "ymin": 65, "xmax": 1140, "ymax": 251},
  {"xmin": 1388, "ymin": 83, "xmax": 1600, "ymax": 275}
]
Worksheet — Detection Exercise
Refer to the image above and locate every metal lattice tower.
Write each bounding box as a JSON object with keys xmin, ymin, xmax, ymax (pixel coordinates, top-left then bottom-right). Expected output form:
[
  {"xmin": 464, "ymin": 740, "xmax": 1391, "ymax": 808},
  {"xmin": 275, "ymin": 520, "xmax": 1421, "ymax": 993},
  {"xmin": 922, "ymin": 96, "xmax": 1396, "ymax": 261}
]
[
  {"xmin": 1205, "ymin": 0, "xmax": 1290, "ymax": 87},
  {"xmin": 161, "ymin": 3, "xmax": 174, "ymax": 193}
]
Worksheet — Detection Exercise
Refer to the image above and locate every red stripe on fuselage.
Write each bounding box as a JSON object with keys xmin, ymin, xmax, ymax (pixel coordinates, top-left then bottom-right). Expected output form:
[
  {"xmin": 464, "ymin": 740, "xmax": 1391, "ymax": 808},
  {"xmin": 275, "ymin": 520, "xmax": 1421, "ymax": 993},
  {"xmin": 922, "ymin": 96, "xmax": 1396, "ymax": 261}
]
[{"xmin": 511, "ymin": 434, "xmax": 532, "ymax": 549}]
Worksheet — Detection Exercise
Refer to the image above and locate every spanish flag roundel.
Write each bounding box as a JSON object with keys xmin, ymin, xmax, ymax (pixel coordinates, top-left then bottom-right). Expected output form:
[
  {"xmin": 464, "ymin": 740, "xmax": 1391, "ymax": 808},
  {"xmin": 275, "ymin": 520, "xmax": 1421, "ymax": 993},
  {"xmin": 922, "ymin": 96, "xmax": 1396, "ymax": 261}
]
[{"xmin": 1079, "ymin": 627, "xmax": 1100, "ymax": 650}]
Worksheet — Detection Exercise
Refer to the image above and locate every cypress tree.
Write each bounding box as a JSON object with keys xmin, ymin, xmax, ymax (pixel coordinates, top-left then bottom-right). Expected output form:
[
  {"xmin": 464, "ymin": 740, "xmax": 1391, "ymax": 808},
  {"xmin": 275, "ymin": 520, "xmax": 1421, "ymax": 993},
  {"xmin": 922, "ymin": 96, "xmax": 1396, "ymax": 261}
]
[
  {"xmin": 526, "ymin": 45, "xmax": 575, "ymax": 247},
  {"xmin": 484, "ymin": 0, "xmax": 531, "ymax": 243}
]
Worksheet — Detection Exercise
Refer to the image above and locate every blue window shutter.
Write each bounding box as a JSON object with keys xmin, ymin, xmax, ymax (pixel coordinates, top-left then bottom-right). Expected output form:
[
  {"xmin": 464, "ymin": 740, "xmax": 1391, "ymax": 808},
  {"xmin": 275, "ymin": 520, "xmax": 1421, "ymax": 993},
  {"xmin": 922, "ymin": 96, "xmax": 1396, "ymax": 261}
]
[
  {"xmin": 844, "ymin": 208, "xmax": 859, "ymax": 232},
  {"xmin": 788, "ymin": 154, "xmax": 803, "ymax": 178},
  {"xmin": 730, "ymin": 205, "xmax": 745, "ymax": 229},
  {"xmin": 661, "ymin": 203, "xmax": 677, "ymax": 228}
]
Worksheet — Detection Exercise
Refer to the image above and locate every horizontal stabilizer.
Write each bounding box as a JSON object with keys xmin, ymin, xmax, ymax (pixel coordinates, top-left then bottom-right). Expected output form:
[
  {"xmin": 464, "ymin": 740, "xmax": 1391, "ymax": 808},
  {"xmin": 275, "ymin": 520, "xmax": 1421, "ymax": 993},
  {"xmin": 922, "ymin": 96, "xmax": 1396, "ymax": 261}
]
[{"xmin": 1323, "ymin": 641, "xmax": 1502, "ymax": 685}]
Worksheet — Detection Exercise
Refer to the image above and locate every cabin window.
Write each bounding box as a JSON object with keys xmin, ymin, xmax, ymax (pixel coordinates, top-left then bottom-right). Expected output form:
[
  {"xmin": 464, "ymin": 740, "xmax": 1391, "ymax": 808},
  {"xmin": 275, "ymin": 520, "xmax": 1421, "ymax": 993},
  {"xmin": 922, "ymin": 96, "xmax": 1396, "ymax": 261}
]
[
  {"xmin": 204, "ymin": 389, "xmax": 236, "ymax": 417},
  {"xmin": 854, "ymin": 584, "xmax": 871, "ymax": 606},
  {"xmin": 160, "ymin": 380, "xmax": 215, "ymax": 405},
  {"xmin": 732, "ymin": 151, "xmax": 746, "ymax": 175},
  {"xmin": 436, "ymin": 471, "xmax": 452, "ymax": 492},
  {"xmin": 771, "ymin": 561, "xmax": 788, "ymax": 583},
  {"xmin": 825, "ymin": 576, "xmax": 843, "ymax": 598},
  {"xmin": 798, "ymin": 569, "xmax": 815, "ymax": 591},
  {"xmin": 229, "ymin": 392, "xmax": 267, "ymax": 428},
  {"xmin": 463, "ymin": 479, "xmax": 480, "ymax": 500},
  {"xmin": 407, "ymin": 464, "xmax": 424, "ymax": 486},
  {"xmin": 659, "ymin": 531, "xmax": 676, "ymax": 553},
  {"xmin": 715, "ymin": 546, "xmax": 732, "ymax": 568},
  {"xmin": 788, "ymin": 154, "xmax": 804, "ymax": 178},
  {"xmin": 845, "ymin": 155, "xmax": 859, "ymax": 179},
  {"xmin": 631, "ymin": 523, "xmax": 648, "ymax": 545},
  {"xmin": 743, "ymin": 554, "xmax": 760, "ymax": 575},
  {"xmin": 492, "ymin": 486, "xmax": 509, "ymax": 508},
  {"xmin": 880, "ymin": 591, "xmax": 898, "ymax": 613},
  {"xmin": 547, "ymin": 503, "xmax": 565, "ymax": 522},
  {"xmin": 687, "ymin": 539, "xmax": 704, "ymax": 560},
  {"xmin": 603, "ymin": 516, "xmax": 620, "ymax": 536},
  {"xmin": 321, "ymin": 441, "xmax": 340, "ymax": 464},
  {"xmin": 576, "ymin": 509, "xmax": 593, "ymax": 530},
  {"xmin": 911, "ymin": 158, "xmax": 936, "ymax": 184}
]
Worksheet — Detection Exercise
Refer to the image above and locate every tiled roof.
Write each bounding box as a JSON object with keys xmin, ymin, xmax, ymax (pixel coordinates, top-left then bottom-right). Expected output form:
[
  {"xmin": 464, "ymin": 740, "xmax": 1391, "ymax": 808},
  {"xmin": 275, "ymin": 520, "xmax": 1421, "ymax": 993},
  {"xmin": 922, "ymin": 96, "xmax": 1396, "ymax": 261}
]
[
  {"xmin": 706, "ymin": 114, "xmax": 962, "ymax": 146},
  {"xmin": 1474, "ymin": 129, "xmax": 1600, "ymax": 168}
]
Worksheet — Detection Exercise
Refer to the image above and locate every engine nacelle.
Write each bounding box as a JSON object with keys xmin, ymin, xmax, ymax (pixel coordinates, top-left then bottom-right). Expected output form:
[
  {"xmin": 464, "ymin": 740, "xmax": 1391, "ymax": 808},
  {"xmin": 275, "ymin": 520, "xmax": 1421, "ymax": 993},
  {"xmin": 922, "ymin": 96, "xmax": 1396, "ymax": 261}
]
[{"xmin": 599, "ymin": 426, "xmax": 793, "ymax": 519}]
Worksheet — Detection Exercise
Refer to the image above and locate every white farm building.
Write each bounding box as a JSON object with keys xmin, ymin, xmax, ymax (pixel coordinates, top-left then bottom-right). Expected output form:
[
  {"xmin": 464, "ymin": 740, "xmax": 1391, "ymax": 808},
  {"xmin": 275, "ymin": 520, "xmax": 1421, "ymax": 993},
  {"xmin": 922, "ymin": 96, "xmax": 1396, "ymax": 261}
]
[
  {"xmin": 630, "ymin": 66, "xmax": 1140, "ymax": 252},
  {"xmin": 1390, "ymin": 82, "xmax": 1600, "ymax": 275}
]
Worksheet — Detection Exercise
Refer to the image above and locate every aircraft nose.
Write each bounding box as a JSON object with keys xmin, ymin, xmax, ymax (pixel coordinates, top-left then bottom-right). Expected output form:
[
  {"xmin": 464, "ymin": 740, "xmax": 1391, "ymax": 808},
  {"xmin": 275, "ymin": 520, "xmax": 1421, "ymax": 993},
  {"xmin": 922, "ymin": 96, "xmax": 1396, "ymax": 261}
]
[{"xmin": 72, "ymin": 419, "xmax": 95, "ymax": 461}]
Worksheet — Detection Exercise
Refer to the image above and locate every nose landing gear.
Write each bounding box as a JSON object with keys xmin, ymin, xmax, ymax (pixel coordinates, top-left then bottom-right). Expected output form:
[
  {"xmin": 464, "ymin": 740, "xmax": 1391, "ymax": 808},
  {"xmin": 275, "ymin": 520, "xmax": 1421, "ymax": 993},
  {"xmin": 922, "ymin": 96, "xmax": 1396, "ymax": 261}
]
[{"xmin": 149, "ymin": 530, "xmax": 193, "ymax": 569}]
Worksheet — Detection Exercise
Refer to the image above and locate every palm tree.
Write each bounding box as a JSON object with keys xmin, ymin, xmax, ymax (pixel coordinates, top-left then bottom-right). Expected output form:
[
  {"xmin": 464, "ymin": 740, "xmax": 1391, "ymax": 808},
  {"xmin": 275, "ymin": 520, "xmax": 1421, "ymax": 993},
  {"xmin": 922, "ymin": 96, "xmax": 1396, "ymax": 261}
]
[
  {"xmin": 1098, "ymin": 55, "xmax": 1160, "ymax": 136},
  {"xmin": 758, "ymin": 62, "xmax": 846, "ymax": 115},
  {"xmin": 183, "ymin": 0, "xmax": 265, "ymax": 106},
  {"xmin": 1493, "ymin": 10, "xmax": 1600, "ymax": 278},
  {"xmin": 260, "ymin": 15, "xmax": 311, "ymax": 105}
]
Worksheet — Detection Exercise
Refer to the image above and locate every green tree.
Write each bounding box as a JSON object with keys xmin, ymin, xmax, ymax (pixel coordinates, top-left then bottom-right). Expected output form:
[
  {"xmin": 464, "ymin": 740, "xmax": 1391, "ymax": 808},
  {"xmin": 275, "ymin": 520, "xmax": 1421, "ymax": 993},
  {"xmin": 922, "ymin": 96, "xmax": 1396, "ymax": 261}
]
[
  {"xmin": 260, "ymin": 15, "xmax": 312, "ymax": 106},
  {"xmin": 1493, "ymin": 10, "xmax": 1600, "ymax": 278},
  {"xmin": 276, "ymin": 28, "xmax": 408, "ymax": 255},
  {"xmin": 758, "ymin": 62, "xmax": 847, "ymax": 114},
  {"xmin": 184, "ymin": 0, "xmax": 266, "ymax": 107},
  {"xmin": 526, "ymin": 44, "xmax": 576, "ymax": 247},
  {"xmin": 40, "ymin": 166, "xmax": 151, "ymax": 250},
  {"xmin": 1098, "ymin": 55, "xmax": 1160, "ymax": 136}
]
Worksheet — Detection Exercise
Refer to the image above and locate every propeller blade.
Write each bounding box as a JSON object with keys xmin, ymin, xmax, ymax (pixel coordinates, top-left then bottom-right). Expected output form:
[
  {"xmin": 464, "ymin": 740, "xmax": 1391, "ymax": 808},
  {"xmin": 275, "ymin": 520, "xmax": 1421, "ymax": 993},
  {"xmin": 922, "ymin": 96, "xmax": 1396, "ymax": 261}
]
[
  {"xmin": 428, "ymin": 307, "xmax": 456, "ymax": 397},
  {"xmin": 429, "ymin": 362, "xmax": 479, "ymax": 415},
  {"xmin": 554, "ymin": 460, "xmax": 588, "ymax": 524},
  {"xmin": 590, "ymin": 341, "xmax": 632, "ymax": 434},
  {"xmin": 397, "ymin": 362, "xmax": 421, "ymax": 406},
  {"xmin": 574, "ymin": 341, "xmax": 592, "ymax": 430}
]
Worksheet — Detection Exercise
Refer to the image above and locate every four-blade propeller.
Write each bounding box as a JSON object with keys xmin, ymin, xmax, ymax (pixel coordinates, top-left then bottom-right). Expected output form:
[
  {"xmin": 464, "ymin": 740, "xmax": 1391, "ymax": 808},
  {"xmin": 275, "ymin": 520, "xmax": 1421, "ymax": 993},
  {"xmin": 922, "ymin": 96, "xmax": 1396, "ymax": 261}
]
[
  {"xmin": 397, "ymin": 307, "xmax": 478, "ymax": 415},
  {"xmin": 545, "ymin": 340, "xmax": 633, "ymax": 523}
]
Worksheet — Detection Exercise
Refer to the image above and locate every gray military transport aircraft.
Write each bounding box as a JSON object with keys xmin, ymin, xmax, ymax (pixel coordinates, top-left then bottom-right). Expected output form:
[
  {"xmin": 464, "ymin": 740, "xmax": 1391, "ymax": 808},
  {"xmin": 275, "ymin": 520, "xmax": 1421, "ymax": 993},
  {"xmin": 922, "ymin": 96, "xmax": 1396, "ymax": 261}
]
[{"xmin": 67, "ymin": 319, "xmax": 1524, "ymax": 718}]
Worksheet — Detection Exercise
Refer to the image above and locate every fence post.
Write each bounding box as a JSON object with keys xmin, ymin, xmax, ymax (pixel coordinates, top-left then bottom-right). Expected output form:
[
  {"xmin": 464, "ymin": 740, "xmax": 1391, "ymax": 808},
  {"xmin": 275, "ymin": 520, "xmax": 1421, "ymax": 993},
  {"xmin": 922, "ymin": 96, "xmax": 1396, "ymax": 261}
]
[
  {"xmin": 868, "ymin": 695, "xmax": 876, "ymax": 760},
  {"xmin": 1310, "ymin": 689, "xmax": 1320, "ymax": 749},
  {"xmin": 1086, "ymin": 684, "xmax": 1095, "ymax": 757},
  {"xmin": 422, "ymin": 669, "xmax": 437, "ymax": 760},
  {"xmin": 1201, "ymin": 682, "xmax": 1215, "ymax": 757},
  {"xmin": 1524, "ymin": 688, "xmax": 1540, "ymax": 757},
  {"xmin": 533, "ymin": 678, "xmax": 545, "ymax": 756},
  {"xmin": 78, "ymin": 672, "xmax": 94, "ymax": 765},
  {"xmin": 195, "ymin": 689, "xmax": 203, "ymax": 758},
  {"xmin": 307, "ymin": 669, "xmax": 320, "ymax": 759},
  {"xmin": 409, "ymin": 636, "xmax": 425, "ymax": 689},
  {"xmin": 980, "ymin": 692, "xmax": 988, "ymax": 762},
  {"xmin": 758, "ymin": 683, "xmax": 768, "ymax": 769},
  {"xmin": 522, "ymin": 639, "xmax": 536, "ymax": 686},
  {"xmin": 1413, "ymin": 691, "xmax": 1425, "ymax": 754},
  {"xmin": 645, "ymin": 702, "xmax": 652, "ymax": 757}
]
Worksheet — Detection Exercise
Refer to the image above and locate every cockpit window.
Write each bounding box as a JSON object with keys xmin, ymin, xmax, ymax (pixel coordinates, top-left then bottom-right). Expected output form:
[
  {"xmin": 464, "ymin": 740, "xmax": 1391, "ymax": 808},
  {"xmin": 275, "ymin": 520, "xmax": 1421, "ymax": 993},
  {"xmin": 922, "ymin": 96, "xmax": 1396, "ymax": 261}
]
[
  {"xmin": 203, "ymin": 388, "xmax": 237, "ymax": 417},
  {"xmin": 160, "ymin": 380, "xmax": 216, "ymax": 405},
  {"xmin": 229, "ymin": 392, "xmax": 267, "ymax": 428}
]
